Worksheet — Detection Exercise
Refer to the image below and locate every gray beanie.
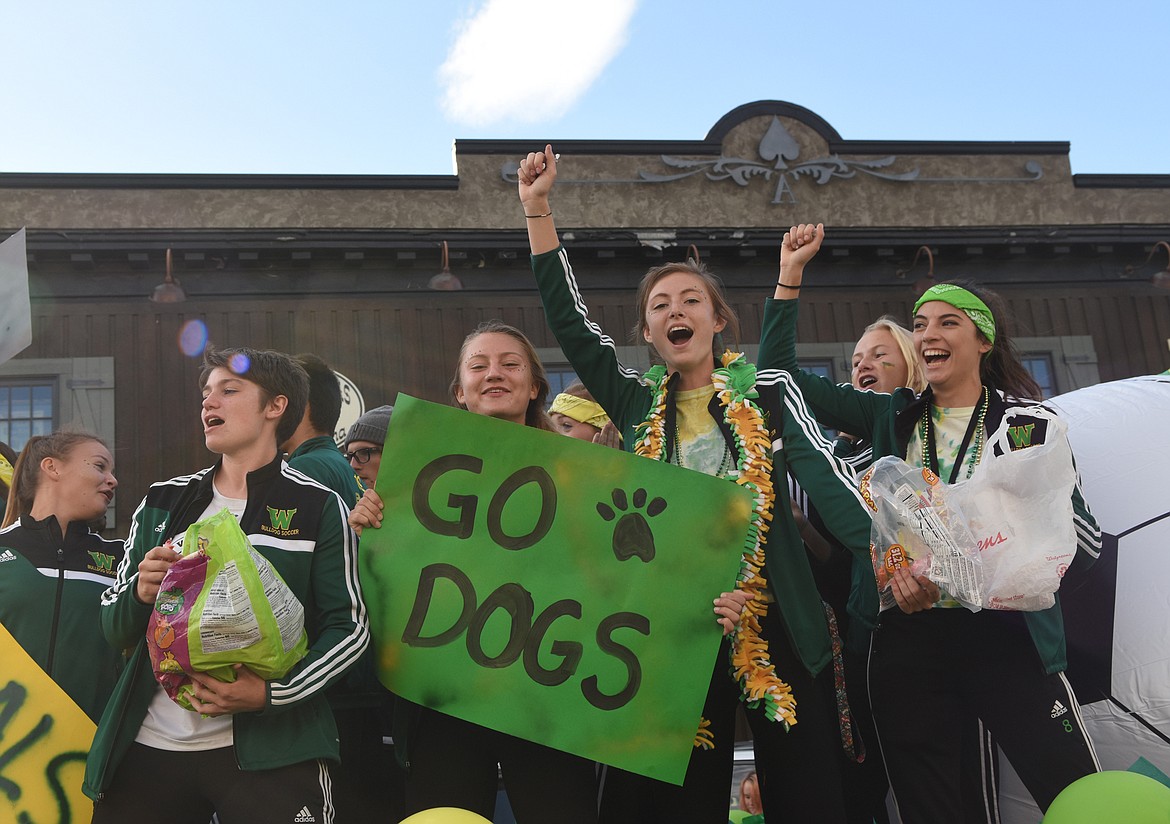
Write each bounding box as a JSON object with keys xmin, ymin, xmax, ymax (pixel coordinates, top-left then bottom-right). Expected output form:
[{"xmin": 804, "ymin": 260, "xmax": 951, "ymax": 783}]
[{"xmin": 345, "ymin": 404, "xmax": 394, "ymax": 449}]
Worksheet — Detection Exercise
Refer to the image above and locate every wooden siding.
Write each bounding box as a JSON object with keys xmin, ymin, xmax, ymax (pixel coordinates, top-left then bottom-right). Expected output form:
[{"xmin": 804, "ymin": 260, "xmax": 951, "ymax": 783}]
[{"xmin": 18, "ymin": 283, "xmax": 1169, "ymax": 535}]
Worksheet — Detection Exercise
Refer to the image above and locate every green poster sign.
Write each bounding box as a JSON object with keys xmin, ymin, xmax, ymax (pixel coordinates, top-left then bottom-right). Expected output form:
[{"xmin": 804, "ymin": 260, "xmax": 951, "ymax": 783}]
[{"xmin": 360, "ymin": 395, "xmax": 753, "ymax": 785}]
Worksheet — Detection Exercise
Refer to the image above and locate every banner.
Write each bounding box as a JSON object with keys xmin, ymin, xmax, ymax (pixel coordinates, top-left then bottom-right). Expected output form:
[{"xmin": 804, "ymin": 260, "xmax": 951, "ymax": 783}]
[
  {"xmin": 0, "ymin": 621, "xmax": 95, "ymax": 824},
  {"xmin": 360, "ymin": 395, "xmax": 753, "ymax": 784},
  {"xmin": 0, "ymin": 228, "xmax": 32, "ymax": 366}
]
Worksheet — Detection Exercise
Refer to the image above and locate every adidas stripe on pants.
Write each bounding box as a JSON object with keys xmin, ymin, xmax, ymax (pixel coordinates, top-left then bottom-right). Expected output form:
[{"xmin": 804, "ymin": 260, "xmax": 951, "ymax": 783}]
[
  {"xmin": 868, "ymin": 607, "xmax": 1099, "ymax": 824},
  {"xmin": 91, "ymin": 743, "xmax": 335, "ymax": 824}
]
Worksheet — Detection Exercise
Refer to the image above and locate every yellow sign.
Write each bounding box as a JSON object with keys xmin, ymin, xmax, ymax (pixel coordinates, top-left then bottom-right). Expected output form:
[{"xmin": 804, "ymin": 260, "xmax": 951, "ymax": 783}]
[{"xmin": 0, "ymin": 622, "xmax": 95, "ymax": 824}]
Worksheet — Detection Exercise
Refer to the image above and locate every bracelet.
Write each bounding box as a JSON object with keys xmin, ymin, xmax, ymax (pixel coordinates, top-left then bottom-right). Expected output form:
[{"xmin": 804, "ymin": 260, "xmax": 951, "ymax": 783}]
[
  {"xmin": 525, "ymin": 211, "xmax": 553, "ymax": 219},
  {"xmin": 776, "ymin": 282, "xmax": 801, "ymax": 290}
]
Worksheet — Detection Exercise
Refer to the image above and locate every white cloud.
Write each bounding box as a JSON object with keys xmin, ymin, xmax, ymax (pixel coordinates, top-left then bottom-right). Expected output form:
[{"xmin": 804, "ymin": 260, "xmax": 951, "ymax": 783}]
[{"xmin": 439, "ymin": 0, "xmax": 637, "ymax": 126}]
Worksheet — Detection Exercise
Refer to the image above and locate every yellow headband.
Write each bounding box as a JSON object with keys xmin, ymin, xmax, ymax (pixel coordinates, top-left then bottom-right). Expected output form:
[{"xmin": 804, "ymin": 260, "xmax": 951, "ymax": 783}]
[
  {"xmin": 0, "ymin": 454, "xmax": 12, "ymax": 488},
  {"xmin": 549, "ymin": 394, "xmax": 610, "ymax": 430}
]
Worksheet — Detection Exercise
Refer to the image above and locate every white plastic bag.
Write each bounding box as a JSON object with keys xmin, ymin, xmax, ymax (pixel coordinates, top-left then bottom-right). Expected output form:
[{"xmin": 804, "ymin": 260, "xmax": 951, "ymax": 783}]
[
  {"xmin": 949, "ymin": 407, "xmax": 1077, "ymax": 610},
  {"xmin": 862, "ymin": 405, "xmax": 1078, "ymax": 612}
]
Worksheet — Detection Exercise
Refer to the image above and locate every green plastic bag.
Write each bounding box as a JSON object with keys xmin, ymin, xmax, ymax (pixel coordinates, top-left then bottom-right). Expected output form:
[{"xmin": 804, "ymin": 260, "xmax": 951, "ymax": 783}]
[{"xmin": 146, "ymin": 509, "xmax": 308, "ymax": 710}]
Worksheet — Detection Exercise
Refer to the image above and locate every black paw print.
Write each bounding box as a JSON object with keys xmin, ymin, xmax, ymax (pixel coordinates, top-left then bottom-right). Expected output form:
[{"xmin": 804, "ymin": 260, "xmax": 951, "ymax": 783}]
[{"xmin": 596, "ymin": 488, "xmax": 667, "ymax": 563}]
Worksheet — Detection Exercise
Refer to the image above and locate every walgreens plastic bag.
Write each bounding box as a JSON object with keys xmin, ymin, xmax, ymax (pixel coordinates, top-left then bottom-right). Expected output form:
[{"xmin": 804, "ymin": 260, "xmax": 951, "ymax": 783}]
[
  {"xmin": 949, "ymin": 407, "xmax": 1077, "ymax": 610},
  {"xmin": 146, "ymin": 508, "xmax": 308, "ymax": 710},
  {"xmin": 862, "ymin": 405, "xmax": 1078, "ymax": 612}
]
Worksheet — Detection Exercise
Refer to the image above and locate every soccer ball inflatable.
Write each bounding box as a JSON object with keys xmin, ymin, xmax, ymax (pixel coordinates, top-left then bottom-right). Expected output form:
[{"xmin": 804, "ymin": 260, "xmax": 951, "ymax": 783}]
[{"xmin": 998, "ymin": 374, "xmax": 1170, "ymax": 821}]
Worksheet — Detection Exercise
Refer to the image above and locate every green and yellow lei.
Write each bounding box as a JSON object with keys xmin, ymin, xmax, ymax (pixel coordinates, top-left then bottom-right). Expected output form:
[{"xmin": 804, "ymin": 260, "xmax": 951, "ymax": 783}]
[{"xmin": 633, "ymin": 352, "xmax": 796, "ymax": 743}]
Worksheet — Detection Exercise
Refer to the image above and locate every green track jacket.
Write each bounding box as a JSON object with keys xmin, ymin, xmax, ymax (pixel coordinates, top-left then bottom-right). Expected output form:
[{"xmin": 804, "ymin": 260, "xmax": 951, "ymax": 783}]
[
  {"xmin": 532, "ymin": 246, "xmax": 873, "ymax": 677},
  {"xmin": 761, "ymin": 297, "xmax": 1104, "ymax": 673},
  {"xmin": 82, "ymin": 455, "xmax": 369, "ymax": 801},
  {"xmin": 0, "ymin": 516, "xmax": 124, "ymax": 723},
  {"xmin": 288, "ymin": 435, "xmax": 364, "ymax": 509},
  {"xmin": 289, "ymin": 435, "xmax": 383, "ymax": 708}
]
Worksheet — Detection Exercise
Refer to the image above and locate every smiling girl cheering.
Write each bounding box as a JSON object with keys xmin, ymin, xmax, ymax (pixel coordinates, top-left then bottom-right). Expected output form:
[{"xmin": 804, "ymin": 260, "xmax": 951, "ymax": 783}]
[
  {"xmin": 764, "ymin": 225, "xmax": 1103, "ymax": 823},
  {"xmin": 518, "ymin": 145, "xmax": 871, "ymax": 823}
]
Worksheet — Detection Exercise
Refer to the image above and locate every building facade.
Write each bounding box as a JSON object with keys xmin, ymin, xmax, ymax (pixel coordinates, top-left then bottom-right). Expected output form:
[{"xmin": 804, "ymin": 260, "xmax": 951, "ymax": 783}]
[{"xmin": 2, "ymin": 100, "xmax": 1168, "ymax": 533}]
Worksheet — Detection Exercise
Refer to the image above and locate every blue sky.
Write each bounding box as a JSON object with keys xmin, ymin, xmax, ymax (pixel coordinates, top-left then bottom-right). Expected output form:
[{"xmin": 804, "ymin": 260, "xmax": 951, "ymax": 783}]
[{"xmin": 2, "ymin": 0, "xmax": 1166, "ymax": 176}]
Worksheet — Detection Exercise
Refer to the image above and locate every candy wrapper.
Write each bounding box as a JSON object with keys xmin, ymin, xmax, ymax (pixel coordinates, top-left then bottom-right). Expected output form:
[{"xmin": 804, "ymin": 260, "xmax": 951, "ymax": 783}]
[
  {"xmin": 146, "ymin": 508, "xmax": 308, "ymax": 710},
  {"xmin": 862, "ymin": 458, "xmax": 985, "ymax": 611}
]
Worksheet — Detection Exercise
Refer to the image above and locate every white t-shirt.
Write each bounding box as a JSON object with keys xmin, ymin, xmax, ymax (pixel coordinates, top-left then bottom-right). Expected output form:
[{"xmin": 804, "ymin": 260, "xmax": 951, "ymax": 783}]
[{"xmin": 135, "ymin": 484, "xmax": 247, "ymax": 751}]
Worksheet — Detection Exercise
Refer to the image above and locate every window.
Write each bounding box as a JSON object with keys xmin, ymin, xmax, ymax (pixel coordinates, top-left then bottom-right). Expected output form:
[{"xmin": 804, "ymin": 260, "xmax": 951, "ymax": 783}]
[
  {"xmin": 546, "ymin": 368, "xmax": 579, "ymax": 397},
  {"xmin": 0, "ymin": 357, "xmax": 115, "ymax": 527},
  {"xmin": 0, "ymin": 381, "xmax": 55, "ymax": 451},
  {"xmin": 1014, "ymin": 336, "xmax": 1100, "ymax": 398},
  {"xmin": 1021, "ymin": 353, "xmax": 1057, "ymax": 399},
  {"xmin": 793, "ymin": 342, "xmax": 853, "ymax": 384},
  {"xmin": 797, "ymin": 359, "xmax": 836, "ymax": 381},
  {"xmin": 535, "ymin": 345, "xmax": 653, "ymax": 406}
]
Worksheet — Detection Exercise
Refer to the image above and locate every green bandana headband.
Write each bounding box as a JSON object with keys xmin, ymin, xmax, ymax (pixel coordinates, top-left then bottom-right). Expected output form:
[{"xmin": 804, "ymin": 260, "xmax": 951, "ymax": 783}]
[{"xmin": 914, "ymin": 283, "xmax": 996, "ymax": 345}]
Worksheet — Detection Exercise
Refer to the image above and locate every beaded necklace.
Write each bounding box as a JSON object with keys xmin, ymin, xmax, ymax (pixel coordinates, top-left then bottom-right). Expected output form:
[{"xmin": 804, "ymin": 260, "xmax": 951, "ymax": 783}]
[
  {"xmin": 670, "ymin": 424, "xmax": 734, "ymax": 477},
  {"xmin": 920, "ymin": 386, "xmax": 989, "ymax": 484},
  {"xmin": 634, "ymin": 352, "xmax": 796, "ymax": 733}
]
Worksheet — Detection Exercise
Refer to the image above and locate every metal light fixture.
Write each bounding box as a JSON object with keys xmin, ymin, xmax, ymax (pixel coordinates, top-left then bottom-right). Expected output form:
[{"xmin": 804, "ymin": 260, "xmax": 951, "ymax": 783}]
[
  {"xmin": 1146, "ymin": 241, "xmax": 1170, "ymax": 290},
  {"xmin": 151, "ymin": 248, "xmax": 187, "ymax": 303},
  {"xmin": 897, "ymin": 245, "xmax": 936, "ymax": 296},
  {"xmin": 428, "ymin": 241, "xmax": 463, "ymax": 291}
]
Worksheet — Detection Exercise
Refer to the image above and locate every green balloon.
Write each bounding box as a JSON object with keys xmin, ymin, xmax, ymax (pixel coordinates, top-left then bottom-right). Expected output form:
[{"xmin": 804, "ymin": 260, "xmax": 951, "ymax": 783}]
[{"xmin": 1043, "ymin": 771, "xmax": 1170, "ymax": 823}]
